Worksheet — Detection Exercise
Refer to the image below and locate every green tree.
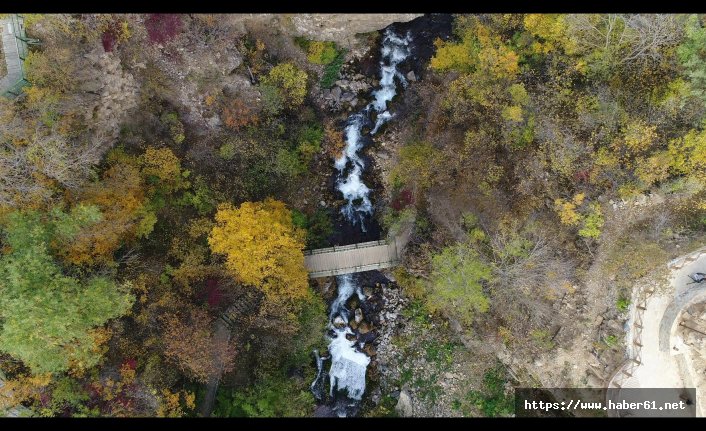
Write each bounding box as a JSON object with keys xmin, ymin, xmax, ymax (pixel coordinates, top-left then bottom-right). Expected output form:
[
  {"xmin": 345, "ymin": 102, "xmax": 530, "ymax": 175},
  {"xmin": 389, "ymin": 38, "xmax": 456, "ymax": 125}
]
[
  {"xmin": 428, "ymin": 243, "xmax": 492, "ymax": 326},
  {"xmin": 260, "ymin": 63, "xmax": 308, "ymax": 109},
  {"xmin": 391, "ymin": 142, "xmax": 442, "ymax": 191},
  {"xmin": 295, "ymin": 124, "xmax": 324, "ymax": 164},
  {"xmin": 0, "ymin": 210, "xmax": 134, "ymax": 374},
  {"xmin": 678, "ymin": 14, "xmax": 706, "ymax": 102},
  {"xmin": 578, "ymin": 203, "xmax": 605, "ymax": 240},
  {"xmin": 306, "ymin": 41, "xmax": 338, "ymax": 65},
  {"xmin": 213, "ymin": 372, "xmax": 314, "ymax": 417}
]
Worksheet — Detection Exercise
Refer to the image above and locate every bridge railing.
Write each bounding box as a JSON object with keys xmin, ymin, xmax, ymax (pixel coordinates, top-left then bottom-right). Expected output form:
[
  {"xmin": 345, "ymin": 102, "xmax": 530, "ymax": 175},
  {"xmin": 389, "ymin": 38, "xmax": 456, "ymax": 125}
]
[{"xmin": 303, "ymin": 239, "xmax": 388, "ymax": 256}]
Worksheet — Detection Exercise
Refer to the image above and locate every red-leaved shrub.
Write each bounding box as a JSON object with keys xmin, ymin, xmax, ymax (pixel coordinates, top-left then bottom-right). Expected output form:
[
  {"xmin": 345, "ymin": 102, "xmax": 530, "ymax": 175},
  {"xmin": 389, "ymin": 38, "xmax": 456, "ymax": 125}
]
[
  {"xmin": 102, "ymin": 29, "xmax": 117, "ymax": 52},
  {"xmin": 145, "ymin": 14, "xmax": 182, "ymax": 45},
  {"xmin": 391, "ymin": 188, "xmax": 414, "ymax": 211},
  {"xmin": 203, "ymin": 278, "xmax": 224, "ymax": 308}
]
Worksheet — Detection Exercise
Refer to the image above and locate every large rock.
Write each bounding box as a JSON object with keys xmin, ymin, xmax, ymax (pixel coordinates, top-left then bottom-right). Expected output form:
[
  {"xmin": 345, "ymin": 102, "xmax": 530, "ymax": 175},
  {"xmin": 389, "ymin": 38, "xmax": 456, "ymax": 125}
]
[
  {"xmin": 289, "ymin": 14, "xmax": 423, "ymax": 46},
  {"xmin": 333, "ymin": 316, "xmax": 346, "ymax": 328},
  {"xmin": 395, "ymin": 390, "xmax": 413, "ymax": 417},
  {"xmin": 355, "ymin": 308, "xmax": 364, "ymax": 324},
  {"xmin": 358, "ymin": 331, "xmax": 376, "ymax": 344},
  {"xmin": 331, "ymin": 86, "xmax": 342, "ymax": 102},
  {"xmin": 348, "ymin": 296, "xmax": 360, "ymax": 310},
  {"xmin": 313, "ymin": 405, "xmax": 336, "ymax": 417},
  {"xmin": 341, "ymin": 92, "xmax": 355, "ymax": 102}
]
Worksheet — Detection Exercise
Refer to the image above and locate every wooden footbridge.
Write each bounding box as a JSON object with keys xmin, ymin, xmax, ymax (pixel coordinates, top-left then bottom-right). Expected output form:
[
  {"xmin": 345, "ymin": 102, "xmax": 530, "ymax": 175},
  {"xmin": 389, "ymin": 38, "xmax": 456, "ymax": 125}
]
[
  {"xmin": 304, "ymin": 225, "xmax": 412, "ymax": 278},
  {"xmin": 1, "ymin": 15, "xmax": 40, "ymax": 98}
]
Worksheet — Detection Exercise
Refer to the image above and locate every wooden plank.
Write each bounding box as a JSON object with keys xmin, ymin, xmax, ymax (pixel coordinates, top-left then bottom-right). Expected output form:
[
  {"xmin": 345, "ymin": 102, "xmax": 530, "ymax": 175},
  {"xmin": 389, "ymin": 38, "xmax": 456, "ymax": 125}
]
[
  {"xmin": 303, "ymin": 223, "xmax": 412, "ymax": 278},
  {"xmin": 304, "ymin": 241, "xmax": 400, "ymax": 278}
]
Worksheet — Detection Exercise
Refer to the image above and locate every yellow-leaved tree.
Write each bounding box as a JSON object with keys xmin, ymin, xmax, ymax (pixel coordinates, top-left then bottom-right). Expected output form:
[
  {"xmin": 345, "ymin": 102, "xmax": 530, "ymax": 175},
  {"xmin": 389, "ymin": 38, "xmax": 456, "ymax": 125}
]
[{"xmin": 208, "ymin": 198, "xmax": 308, "ymax": 302}]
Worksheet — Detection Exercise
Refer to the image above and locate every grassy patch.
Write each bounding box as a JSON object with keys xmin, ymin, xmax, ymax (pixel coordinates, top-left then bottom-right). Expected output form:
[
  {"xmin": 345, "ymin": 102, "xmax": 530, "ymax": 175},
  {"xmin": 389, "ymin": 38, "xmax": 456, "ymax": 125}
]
[
  {"xmin": 364, "ymin": 394, "xmax": 399, "ymax": 417},
  {"xmin": 616, "ymin": 296, "xmax": 630, "ymax": 312},
  {"xmin": 530, "ymin": 329, "xmax": 555, "ymax": 351},
  {"xmin": 414, "ymin": 374, "xmax": 443, "ymax": 403},
  {"xmin": 401, "ymin": 299, "xmax": 433, "ymax": 328},
  {"xmin": 400, "ymin": 367, "xmax": 414, "ymax": 386},
  {"xmin": 603, "ymin": 334, "xmax": 619, "ymax": 348},
  {"xmin": 462, "ymin": 362, "xmax": 514, "ymax": 417},
  {"xmin": 424, "ymin": 339, "xmax": 457, "ymax": 369},
  {"xmin": 320, "ymin": 50, "xmax": 346, "ymax": 89}
]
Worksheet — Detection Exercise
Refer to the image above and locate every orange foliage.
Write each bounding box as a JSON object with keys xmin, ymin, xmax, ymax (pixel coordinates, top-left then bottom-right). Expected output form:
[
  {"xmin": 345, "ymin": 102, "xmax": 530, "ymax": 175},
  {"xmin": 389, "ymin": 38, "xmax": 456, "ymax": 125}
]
[
  {"xmin": 156, "ymin": 388, "xmax": 196, "ymax": 417},
  {"xmin": 0, "ymin": 372, "xmax": 51, "ymax": 411},
  {"xmin": 324, "ymin": 122, "xmax": 346, "ymax": 159},
  {"xmin": 222, "ymin": 99, "xmax": 258, "ymax": 131},
  {"xmin": 60, "ymin": 162, "xmax": 150, "ymax": 266},
  {"xmin": 161, "ymin": 307, "xmax": 235, "ymax": 383}
]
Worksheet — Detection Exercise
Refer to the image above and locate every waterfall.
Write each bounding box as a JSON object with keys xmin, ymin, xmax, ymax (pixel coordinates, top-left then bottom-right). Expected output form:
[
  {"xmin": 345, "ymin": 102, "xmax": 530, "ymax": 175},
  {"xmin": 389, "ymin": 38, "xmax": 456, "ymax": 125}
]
[
  {"xmin": 335, "ymin": 29, "xmax": 412, "ymax": 231},
  {"xmin": 327, "ymin": 274, "xmax": 369, "ymax": 417},
  {"xmin": 316, "ymin": 28, "xmax": 413, "ymax": 417}
]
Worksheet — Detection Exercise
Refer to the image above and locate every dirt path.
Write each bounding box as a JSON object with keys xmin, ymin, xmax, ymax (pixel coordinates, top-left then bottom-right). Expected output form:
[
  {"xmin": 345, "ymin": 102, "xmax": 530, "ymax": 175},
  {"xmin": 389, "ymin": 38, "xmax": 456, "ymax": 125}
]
[{"xmin": 198, "ymin": 318, "xmax": 232, "ymax": 417}]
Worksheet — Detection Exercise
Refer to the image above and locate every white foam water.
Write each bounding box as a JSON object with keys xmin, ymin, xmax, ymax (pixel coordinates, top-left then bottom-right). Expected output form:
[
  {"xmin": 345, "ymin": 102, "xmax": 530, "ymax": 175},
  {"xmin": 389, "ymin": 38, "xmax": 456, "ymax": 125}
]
[
  {"xmin": 335, "ymin": 29, "xmax": 412, "ymax": 230},
  {"xmin": 318, "ymin": 28, "xmax": 413, "ymax": 418},
  {"xmin": 327, "ymin": 274, "xmax": 369, "ymax": 416}
]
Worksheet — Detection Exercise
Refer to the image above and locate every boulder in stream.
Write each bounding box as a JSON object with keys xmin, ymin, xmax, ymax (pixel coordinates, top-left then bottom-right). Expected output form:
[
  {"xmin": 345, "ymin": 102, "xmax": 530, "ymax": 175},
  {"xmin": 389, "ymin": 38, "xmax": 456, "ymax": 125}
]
[
  {"xmin": 333, "ymin": 316, "xmax": 346, "ymax": 328},
  {"xmin": 354, "ymin": 308, "xmax": 364, "ymax": 324},
  {"xmin": 358, "ymin": 331, "xmax": 376, "ymax": 344},
  {"xmin": 314, "ymin": 405, "xmax": 336, "ymax": 417}
]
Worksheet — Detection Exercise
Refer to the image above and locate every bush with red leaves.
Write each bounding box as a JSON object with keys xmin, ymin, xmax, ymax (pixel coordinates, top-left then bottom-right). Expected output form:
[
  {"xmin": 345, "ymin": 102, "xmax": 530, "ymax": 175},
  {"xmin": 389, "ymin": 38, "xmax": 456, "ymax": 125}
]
[
  {"xmin": 391, "ymin": 188, "xmax": 414, "ymax": 211},
  {"xmin": 102, "ymin": 29, "xmax": 117, "ymax": 52},
  {"xmin": 121, "ymin": 358, "xmax": 137, "ymax": 370},
  {"xmin": 203, "ymin": 278, "xmax": 225, "ymax": 308},
  {"xmin": 144, "ymin": 14, "xmax": 182, "ymax": 45},
  {"xmin": 573, "ymin": 169, "xmax": 591, "ymax": 184}
]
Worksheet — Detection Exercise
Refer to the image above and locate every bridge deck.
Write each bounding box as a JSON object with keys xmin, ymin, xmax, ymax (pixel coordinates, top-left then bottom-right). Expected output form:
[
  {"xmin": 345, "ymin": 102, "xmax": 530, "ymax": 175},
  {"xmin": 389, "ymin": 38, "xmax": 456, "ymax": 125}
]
[{"xmin": 304, "ymin": 225, "xmax": 411, "ymax": 278}]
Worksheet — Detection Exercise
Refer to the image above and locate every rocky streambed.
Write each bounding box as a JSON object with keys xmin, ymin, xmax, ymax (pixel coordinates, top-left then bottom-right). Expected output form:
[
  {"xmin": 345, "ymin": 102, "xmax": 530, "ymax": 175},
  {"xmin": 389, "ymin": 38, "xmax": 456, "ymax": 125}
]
[
  {"xmin": 311, "ymin": 270, "xmax": 408, "ymax": 417},
  {"xmin": 308, "ymin": 14, "xmax": 454, "ymax": 418}
]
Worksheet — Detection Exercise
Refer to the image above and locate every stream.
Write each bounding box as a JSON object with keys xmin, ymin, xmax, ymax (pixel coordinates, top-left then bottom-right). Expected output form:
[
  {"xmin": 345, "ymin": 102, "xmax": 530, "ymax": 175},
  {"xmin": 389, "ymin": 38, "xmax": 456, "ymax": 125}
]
[
  {"xmin": 310, "ymin": 15, "xmax": 453, "ymax": 417},
  {"xmin": 311, "ymin": 27, "xmax": 411, "ymax": 418}
]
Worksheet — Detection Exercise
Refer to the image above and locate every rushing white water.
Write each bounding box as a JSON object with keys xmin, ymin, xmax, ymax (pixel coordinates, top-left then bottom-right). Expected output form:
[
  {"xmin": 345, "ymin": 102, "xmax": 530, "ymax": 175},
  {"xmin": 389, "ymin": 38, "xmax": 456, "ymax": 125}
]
[
  {"xmin": 327, "ymin": 274, "xmax": 368, "ymax": 414},
  {"xmin": 335, "ymin": 29, "xmax": 412, "ymax": 230},
  {"xmin": 316, "ymin": 28, "xmax": 413, "ymax": 417}
]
